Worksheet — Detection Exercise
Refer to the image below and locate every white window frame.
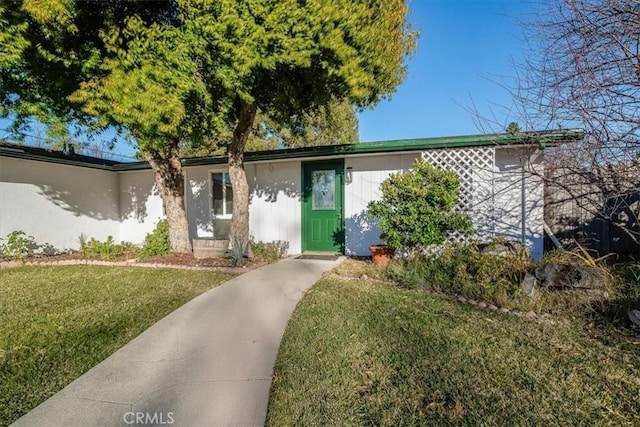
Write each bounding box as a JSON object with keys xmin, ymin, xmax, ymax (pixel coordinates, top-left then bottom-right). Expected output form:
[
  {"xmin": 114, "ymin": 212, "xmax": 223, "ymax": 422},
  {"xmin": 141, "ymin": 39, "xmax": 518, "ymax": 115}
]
[{"xmin": 210, "ymin": 170, "xmax": 233, "ymax": 219}]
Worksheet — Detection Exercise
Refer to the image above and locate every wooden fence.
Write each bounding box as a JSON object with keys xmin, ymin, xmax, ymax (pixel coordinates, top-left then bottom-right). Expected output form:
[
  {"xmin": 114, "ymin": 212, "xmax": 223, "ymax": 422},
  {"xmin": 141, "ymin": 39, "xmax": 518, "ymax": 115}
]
[{"xmin": 544, "ymin": 170, "xmax": 640, "ymax": 256}]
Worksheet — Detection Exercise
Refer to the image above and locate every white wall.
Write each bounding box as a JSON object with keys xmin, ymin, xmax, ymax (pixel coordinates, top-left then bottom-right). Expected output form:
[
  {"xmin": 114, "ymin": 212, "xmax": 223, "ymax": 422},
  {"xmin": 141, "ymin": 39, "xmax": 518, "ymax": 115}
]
[
  {"xmin": 0, "ymin": 157, "xmax": 120, "ymax": 250},
  {"xmin": 185, "ymin": 166, "xmax": 214, "ymax": 240},
  {"xmin": 183, "ymin": 163, "xmax": 303, "ymax": 253},
  {"xmin": 344, "ymin": 153, "xmax": 419, "ymax": 256},
  {"xmin": 118, "ymin": 170, "xmax": 164, "ymax": 245},
  {"xmin": 493, "ymin": 147, "xmax": 545, "ymax": 260},
  {"xmin": 343, "ymin": 148, "xmax": 545, "ymax": 259},
  {"xmin": 247, "ymin": 161, "xmax": 302, "ymax": 254}
]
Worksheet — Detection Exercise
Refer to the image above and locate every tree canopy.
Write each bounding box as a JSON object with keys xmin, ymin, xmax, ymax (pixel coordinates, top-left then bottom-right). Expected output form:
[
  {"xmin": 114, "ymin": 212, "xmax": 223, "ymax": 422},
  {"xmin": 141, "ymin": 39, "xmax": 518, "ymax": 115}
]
[{"xmin": 1, "ymin": 0, "xmax": 416, "ymax": 252}]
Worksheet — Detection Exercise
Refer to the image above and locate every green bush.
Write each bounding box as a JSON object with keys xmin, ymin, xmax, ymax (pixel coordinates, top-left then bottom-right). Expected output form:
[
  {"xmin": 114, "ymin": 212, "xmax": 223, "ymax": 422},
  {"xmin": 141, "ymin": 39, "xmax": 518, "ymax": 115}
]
[
  {"xmin": 386, "ymin": 242, "xmax": 528, "ymax": 307},
  {"xmin": 1, "ymin": 230, "xmax": 38, "ymax": 260},
  {"xmin": 80, "ymin": 235, "xmax": 137, "ymax": 260},
  {"xmin": 367, "ymin": 159, "xmax": 472, "ymax": 251},
  {"xmin": 141, "ymin": 220, "xmax": 171, "ymax": 257},
  {"xmin": 251, "ymin": 240, "xmax": 289, "ymax": 263}
]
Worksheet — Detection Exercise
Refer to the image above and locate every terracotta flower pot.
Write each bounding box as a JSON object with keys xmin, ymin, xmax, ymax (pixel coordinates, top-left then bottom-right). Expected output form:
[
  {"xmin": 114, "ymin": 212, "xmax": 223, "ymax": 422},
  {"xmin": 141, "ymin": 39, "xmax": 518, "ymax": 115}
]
[{"xmin": 369, "ymin": 244, "xmax": 395, "ymax": 266}]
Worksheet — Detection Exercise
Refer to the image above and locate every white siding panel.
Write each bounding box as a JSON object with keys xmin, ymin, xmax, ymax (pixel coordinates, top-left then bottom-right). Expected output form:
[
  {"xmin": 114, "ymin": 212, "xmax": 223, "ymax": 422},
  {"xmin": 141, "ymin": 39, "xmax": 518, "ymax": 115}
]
[
  {"xmin": 493, "ymin": 148, "xmax": 544, "ymax": 260},
  {"xmin": 344, "ymin": 153, "xmax": 420, "ymax": 256},
  {"xmin": 248, "ymin": 162, "xmax": 301, "ymax": 254},
  {"xmin": 0, "ymin": 157, "xmax": 120, "ymax": 250},
  {"xmin": 118, "ymin": 170, "xmax": 164, "ymax": 244}
]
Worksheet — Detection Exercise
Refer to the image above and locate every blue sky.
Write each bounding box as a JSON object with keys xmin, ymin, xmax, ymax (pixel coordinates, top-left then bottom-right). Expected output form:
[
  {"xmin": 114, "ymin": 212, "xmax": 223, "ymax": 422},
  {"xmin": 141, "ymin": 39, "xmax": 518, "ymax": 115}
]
[{"xmin": 358, "ymin": 0, "xmax": 534, "ymax": 142}]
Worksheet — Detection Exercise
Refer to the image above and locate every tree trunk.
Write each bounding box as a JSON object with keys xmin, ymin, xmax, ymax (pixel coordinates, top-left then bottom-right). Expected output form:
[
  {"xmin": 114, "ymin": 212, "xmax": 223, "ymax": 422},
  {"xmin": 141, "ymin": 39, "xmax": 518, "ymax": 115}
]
[
  {"xmin": 228, "ymin": 101, "xmax": 258, "ymax": 250},
  {"xmin": 145, "ymin": 152, "xmax": 192, "ymax": 253}
]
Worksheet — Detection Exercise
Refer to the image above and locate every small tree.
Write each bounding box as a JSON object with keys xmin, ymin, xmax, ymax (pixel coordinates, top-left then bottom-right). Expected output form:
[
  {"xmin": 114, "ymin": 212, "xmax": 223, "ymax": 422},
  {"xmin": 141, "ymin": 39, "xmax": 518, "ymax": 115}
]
[{"xmin": 368, "ymin": 160, "xmax": 473, "ymax": 251}]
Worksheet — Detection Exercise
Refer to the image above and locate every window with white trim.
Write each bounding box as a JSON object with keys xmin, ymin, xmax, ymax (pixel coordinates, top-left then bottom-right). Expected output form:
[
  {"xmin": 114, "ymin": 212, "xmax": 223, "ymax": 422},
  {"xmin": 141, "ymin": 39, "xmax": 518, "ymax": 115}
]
[{"xmin": 211, "ymin": 172, "xmax": 233, "ymax": 217}]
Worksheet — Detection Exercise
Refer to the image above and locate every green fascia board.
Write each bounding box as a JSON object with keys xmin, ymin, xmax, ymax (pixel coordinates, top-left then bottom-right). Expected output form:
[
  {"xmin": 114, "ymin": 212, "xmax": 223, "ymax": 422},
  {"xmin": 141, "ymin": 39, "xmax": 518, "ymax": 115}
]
[
  {"xmin": 174, "ymin": 128, "xmax": 584, "ymax": 168},
  {"xmin": 0, "ymin": 143, "xmax": 119, "ymax": 171},
  {"xmin": 1, "ymin": 129, "xmax": 585, "ymax": 172}
]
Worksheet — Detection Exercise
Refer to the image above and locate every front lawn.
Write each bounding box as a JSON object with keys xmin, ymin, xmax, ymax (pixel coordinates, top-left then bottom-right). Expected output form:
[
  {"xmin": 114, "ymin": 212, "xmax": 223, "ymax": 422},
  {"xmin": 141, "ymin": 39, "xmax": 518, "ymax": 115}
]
[
  {"xmin": 267, "ymin": 273, "xmax": 640, "ymax": 426},
  {"xmin": 0, "ymin": 266, "xmax": 235, "ymax": 426}
]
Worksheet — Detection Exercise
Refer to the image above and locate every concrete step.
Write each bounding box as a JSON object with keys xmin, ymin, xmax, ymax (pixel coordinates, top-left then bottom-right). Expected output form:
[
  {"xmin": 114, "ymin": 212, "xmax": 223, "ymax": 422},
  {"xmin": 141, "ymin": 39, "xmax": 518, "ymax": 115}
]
[{"xmin": 193, "ymin": 239, "xmax": 229, "ymax": 259}]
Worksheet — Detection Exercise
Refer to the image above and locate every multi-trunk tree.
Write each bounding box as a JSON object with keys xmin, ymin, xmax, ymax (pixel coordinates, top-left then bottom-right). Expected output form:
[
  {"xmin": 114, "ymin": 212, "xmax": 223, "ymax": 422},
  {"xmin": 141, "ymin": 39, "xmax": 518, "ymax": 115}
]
[{"xmin": 1, "ymin": 0, "xmax": 416, "ymax": 252}]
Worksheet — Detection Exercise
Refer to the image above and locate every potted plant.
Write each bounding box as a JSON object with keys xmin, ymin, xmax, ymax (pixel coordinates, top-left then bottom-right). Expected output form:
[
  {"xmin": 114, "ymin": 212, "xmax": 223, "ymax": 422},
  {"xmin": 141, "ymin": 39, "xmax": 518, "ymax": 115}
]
[
  {"xmin": 367, "ymin": 159, "xmax": 472, "ymax": 266},
  {"xmin": 368, "ymin": 243, "xmax": 396, "ymax": 266}
]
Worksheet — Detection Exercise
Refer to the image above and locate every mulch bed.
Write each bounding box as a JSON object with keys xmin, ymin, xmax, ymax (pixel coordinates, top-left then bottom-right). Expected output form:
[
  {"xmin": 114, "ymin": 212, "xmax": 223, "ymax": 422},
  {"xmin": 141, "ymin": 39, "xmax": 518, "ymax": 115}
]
[{"xmin": 1, "ymin": 252, "xmax": 270, "ymax": 274}]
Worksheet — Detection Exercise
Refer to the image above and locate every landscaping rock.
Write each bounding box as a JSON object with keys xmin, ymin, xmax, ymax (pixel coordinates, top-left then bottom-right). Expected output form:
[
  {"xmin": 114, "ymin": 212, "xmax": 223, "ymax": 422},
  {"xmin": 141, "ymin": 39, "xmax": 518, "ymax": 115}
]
[
  {"xmin": 499, "ymin": 307, "xmax": 510, "ymax": 314},
  {"xmin": 487, "ymin": 304, "xmax": 498, "ymax": 311},
  {"xmin": 360, "ymin": 274, "xmax": 369, "ymax": 280},
  {"xmin": 468, "ymin": 299, "xmax": 478, "ymax": 306},
  {"xmin": 525, "ymin": 310, "xmax": 537, "ymax": 320},
  {"xmin": 534, "ymin": 263, "xmax": 606, "ymax": 290},
  {"xmin": 629, "ymin": 309, "xmax": 640, "ymax": 328},
  {"xmin": 478, "ymin": 301, "xmax": 488, "ymax": 308},
  {"xmin": 522, "ymin": 269, "xmax": 536, "ymax": 296},
  {"xmin": 457, "ymin": 296, "xmax": 467, "ymax": 303}
]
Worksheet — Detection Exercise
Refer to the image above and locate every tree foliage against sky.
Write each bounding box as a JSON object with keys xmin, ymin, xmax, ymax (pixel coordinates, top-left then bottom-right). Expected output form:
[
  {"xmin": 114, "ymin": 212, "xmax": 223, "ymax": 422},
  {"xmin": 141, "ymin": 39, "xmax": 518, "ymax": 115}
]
[
  {"xmin": 186, "ymin": 97, "xmax": 359, "ymax": 157},
  {"xmin": 0, "ymin": 0, "xmax": 416, "ymax": 252}
]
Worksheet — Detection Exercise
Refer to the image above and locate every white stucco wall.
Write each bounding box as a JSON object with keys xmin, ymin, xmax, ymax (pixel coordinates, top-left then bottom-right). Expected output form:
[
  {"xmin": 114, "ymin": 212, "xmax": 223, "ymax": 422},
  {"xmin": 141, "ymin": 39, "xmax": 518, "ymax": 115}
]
[
  {"xmin": 0, "ymin": 157, "xmax": 120, "ymax": 250},
  {"xmin": 0, "ymin": 145, "xmax": 545, "ymax": 258},
  {"xmin": 344, "ymin": 153, "xmax": 420, "ymax": 256},
  {"xmin": 118, "ymin": 170, "xmax": 164, "ymax": 245},
  {"xmin": 248, "ymin": 161, "xmax": 302, "ymax": 254},
  {"xmin": 183, "ymin": 162, "xmax": 303, "ymax": 253}
]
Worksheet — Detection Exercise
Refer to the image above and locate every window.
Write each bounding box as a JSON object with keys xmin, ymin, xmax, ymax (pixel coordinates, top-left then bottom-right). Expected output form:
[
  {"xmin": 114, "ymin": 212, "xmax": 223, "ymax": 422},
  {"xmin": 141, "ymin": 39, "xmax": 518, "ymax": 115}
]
[{"xmin": 211, "ymin": 172, "xmax": 233, "ymax": 216}]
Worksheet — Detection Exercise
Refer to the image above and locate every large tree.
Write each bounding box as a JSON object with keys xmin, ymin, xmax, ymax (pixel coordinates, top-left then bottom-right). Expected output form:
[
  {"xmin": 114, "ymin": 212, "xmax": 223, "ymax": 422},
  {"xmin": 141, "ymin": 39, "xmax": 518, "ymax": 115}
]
[
  {"xmin": 0, "ymin": 1, "xmax": 213, "ymax": 252},
  {"xmin": 1, "ymin": 0, "xmax": 415, "ymax": 252},
  {"xmin": 182, "ymin": 0, "xmax": 416, "ymax": 248},
  {"xmin": 511, "ymin": 0, "xmax": 640, "ymax": 246}
]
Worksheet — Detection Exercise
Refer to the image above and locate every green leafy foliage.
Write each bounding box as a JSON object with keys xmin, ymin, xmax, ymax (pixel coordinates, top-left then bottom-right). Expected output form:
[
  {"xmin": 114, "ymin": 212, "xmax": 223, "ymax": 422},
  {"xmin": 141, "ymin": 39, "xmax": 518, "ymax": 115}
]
[
  {"xmin": 1, "ymin": 0, "xmax": 417, "ymax": 252},
  {"xmin": 250, "ymin": 240, "xmax": 289, "ymax": 263},
  {"xmin": 79, "ymin": 236, "xmax": 136, "ymax": 260},
  {"xmin": 367, "ymin": 160, "xmax": 473, "ymax": 250},
  {"xmin": 141, "ymin": 220, "xmax": 171, "ymax": 257},
  {"xmin": 386, "ymin": 243, "xmax": 528, "ymax": 306},
  {"xmin": 0, "ymin": 230, "xmax": 38, "ymax": 260}
]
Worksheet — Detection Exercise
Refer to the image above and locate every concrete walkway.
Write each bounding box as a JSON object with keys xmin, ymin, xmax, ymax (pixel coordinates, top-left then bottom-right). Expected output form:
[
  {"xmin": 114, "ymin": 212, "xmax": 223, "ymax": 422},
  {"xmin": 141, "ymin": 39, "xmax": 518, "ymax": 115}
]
[{"xmin": 13, "ymin": 256, "xmax": 343, "ymax": 427}]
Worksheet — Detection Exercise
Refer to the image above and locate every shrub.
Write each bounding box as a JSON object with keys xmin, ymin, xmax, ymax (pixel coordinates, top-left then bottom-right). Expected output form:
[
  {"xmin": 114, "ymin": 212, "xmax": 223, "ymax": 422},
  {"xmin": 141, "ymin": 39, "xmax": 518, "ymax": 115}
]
[
  {"xmin": 141, "ymin": 220, "xmax": 171, "ymax": 257},
  {"xmin": 386, "ymin": 242, "xmax": 529, "ymax": 307},
  {"xmin": 80, "ymin": 235, "xmax": 137, "ymax": 260},
  {"xmin": 251, "ymin": 240, "xmax": 289, "ymax": 263},
  {"xmin": 1, "ymin": 230, "xmax": 38, "ymax": 260},
  {"xmin": 367, "ymin": 159, "xmax": 472, "ymax": 251}
]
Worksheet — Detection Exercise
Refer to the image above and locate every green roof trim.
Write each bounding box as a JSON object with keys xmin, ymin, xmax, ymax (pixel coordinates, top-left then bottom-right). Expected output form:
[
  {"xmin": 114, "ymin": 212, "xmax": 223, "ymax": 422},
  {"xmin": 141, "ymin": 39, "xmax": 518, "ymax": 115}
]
[
  {"xmin": 1, "ymin": 129, "xmax": 585, "ymax": 172},
  {"xmin": 0, "ymin": 142, "xmax": 120, "ymax": 171}
]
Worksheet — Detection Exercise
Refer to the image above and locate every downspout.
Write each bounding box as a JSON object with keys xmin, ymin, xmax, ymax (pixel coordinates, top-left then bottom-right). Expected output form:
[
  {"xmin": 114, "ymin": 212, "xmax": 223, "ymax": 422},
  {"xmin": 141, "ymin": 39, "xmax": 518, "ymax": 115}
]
[{"xmin": 521, "ymin": 153, "xmax": 526, "ymax": 245}]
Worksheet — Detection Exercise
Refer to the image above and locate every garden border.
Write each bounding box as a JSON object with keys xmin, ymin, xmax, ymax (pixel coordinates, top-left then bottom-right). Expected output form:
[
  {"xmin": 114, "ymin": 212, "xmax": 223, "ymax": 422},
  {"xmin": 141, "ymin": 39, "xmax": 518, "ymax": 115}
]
[{"xmin": 0, "ymin": 258, "xmax": 254, "ymax": 274}]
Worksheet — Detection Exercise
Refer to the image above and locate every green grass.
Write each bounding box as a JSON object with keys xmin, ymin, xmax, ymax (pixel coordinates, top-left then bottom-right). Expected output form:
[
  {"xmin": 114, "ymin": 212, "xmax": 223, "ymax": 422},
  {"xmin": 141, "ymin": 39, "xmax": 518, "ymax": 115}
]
[
  {"xmin": 268, "ymin": 276, "xmax": 640, "ymax": 426},
  {"xmin": 0, "ymin": 266, "xmax": 235, "ymax": 426}
]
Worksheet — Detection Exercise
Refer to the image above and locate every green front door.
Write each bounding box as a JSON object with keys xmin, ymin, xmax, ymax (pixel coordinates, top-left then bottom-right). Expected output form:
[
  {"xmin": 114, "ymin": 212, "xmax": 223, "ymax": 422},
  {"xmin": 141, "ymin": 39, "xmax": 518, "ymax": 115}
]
[{"xmin": 302, "ymin": 160, "xmax": 344, "ymax": 253}]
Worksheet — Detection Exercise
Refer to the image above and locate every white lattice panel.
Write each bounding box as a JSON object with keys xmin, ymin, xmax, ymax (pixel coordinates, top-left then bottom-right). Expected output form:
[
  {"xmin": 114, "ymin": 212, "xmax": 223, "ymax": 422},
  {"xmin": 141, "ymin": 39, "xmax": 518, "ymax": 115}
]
[{"xmin": 422, "ymin": 147, "xmax": 495, "ymax": 243}]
